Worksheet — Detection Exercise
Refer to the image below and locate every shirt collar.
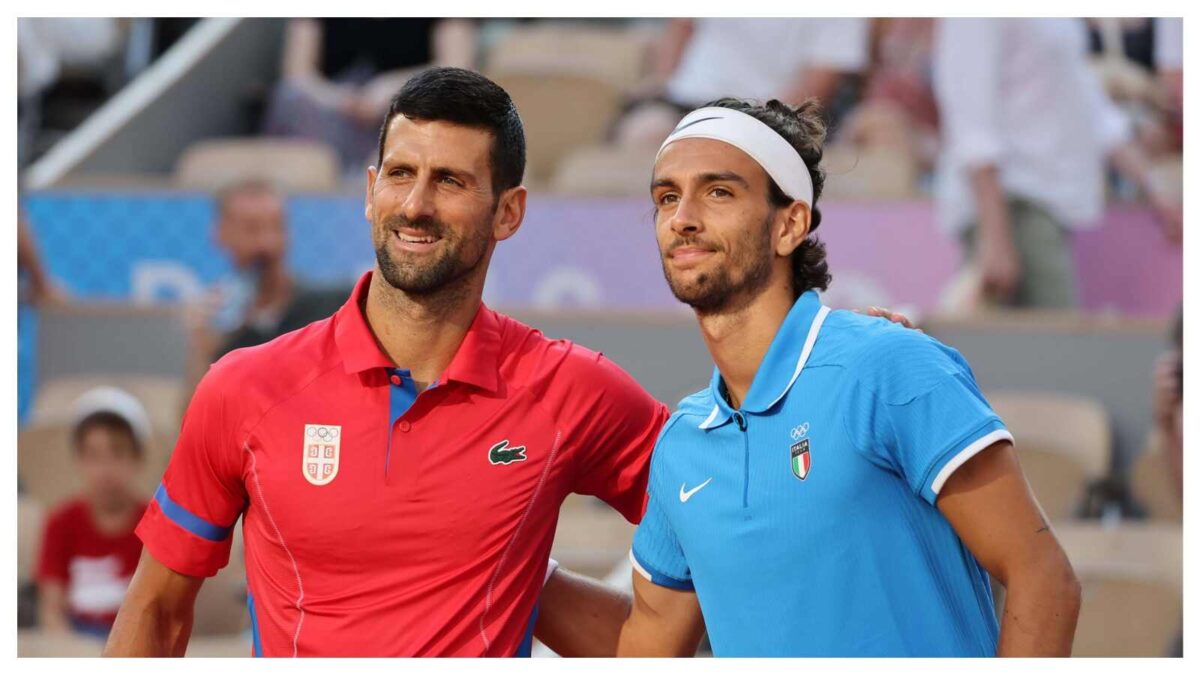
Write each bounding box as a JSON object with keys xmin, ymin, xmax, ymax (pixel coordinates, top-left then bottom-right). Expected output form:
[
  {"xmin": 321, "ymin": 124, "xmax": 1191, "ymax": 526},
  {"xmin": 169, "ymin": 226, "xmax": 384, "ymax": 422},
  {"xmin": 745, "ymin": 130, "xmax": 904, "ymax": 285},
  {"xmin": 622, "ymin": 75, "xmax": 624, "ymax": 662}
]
[
  {"xmin": 333, "ymin": 271, "xmax": 502, "ymax": 393},
  {"xmin": 698, "ymin": 289, "xmax": 831, "ymax": 430}
]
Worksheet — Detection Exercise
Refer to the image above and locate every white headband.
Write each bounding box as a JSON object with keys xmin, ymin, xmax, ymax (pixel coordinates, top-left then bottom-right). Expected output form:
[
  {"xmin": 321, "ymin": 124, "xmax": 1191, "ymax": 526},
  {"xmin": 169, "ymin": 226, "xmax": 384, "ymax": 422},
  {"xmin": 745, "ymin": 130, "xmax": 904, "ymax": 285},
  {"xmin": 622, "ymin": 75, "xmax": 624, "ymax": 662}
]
[{"xmin": 656, "ymin": 107, "xmax": 814, "ymax": 207}]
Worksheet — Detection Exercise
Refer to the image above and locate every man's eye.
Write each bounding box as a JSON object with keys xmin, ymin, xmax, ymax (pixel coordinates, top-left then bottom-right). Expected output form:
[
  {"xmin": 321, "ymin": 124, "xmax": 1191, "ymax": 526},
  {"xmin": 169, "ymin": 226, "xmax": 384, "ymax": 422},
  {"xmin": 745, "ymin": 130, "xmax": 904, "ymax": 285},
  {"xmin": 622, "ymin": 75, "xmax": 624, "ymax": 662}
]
[
  {"xmin": 441, "ymin": 176, "xmax": 462, "ymax": 186},
  {"xmin": 658, "ymin": 193, "xmax": 679, "ymax": 205},
  {"xmin": 712, "ymin": 187, "xmax": 732, "ymax": 198}
]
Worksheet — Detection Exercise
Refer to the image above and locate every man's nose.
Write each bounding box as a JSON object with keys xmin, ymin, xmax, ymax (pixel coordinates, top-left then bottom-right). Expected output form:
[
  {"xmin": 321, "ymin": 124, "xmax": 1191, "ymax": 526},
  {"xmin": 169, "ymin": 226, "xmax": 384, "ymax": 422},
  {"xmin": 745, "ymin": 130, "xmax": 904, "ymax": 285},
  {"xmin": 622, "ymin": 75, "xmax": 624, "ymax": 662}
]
[{"xmin": 399, "ymin": 176, "xmax": 437, "ymax": 223}]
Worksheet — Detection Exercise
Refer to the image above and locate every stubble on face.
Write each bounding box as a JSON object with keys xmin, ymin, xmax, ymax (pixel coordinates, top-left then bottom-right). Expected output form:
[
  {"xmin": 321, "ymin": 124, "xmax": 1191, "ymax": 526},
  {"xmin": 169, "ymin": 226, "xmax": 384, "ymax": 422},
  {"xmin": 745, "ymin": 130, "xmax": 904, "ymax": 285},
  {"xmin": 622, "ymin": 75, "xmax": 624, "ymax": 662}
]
[
  {"xmin": 661, "ymin": 212, "xmax": 776, "ymax": 315},
  {"xmin": 372, "ymin": 210, "xmax": 492, "ymax": 298}
]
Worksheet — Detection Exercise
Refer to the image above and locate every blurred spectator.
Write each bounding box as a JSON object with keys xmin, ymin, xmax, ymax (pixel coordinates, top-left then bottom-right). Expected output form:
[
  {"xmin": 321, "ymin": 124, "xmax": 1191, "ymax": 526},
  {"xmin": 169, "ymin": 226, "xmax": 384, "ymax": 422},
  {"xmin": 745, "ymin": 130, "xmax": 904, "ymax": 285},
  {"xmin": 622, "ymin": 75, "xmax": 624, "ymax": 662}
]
[
  {"xmin": 1152, "ymin": 307, "xmax": 1183, "ymax": 502},
  {"xmin": 18, "ymin": 18, "xmax": 125, "ymax": 166},
  {"xmin": 184, "ymin": 180, "xmax": 347, "ymax": 396},
  {"xmin": 840, "ymin": 18, "xmax": 940, "ymax": 171},
  {"xmin": 1153, "ymin": 18, "xmax": 1183, "ymax": 154},
  {"xmin": 933, "ymin": 18, "xmax": 1182, "ymax": 309},
  {"xmin": 611, "ymin": 18, "xmax": 869, "ymax": 148},
  {"xmin": 36, "ymin": 387, "xmax": 151, "ymax": 638},
  {"xmin": 18, "ymin": 210, "xmax": 67, "ymax": 307},
  {"xmin": 262, "ymin": 18, "xmax": 478, "ymax": 172}
]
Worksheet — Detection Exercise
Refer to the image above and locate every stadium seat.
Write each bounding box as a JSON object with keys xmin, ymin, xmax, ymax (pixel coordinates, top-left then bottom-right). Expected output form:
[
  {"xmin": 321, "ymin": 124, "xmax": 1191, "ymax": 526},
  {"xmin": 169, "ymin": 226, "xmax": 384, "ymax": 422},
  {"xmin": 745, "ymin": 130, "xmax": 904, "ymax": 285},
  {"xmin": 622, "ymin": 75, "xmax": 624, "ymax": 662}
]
[
  {"xmin": 1056, "ymin": 522, "xmax": 1182, "ymax": 657},
  {"xmin": 175, "ymin": 138, "xmax": 341, "ymax": 192},
  {"xmin": 485, "ymin": 23, "xmax": 652, "ymax": 91},
  {"xmin": 18, "ymin": 422, "xmax": 167, "ymax": 509},
  {"xmin": 484, "ymin": 72, "xmax": 623, "ymax": 187},
  {"xmin": 1130, "ymin": 432, "xmax": 1181, "ymax": 523},
  {"xmin": 549, "ymin": 144, "xmax": 658, "ymax": 196},
  {"xmin": 820, "ymin": 145, "xmax": 921, "ymax": 200},
  {"xmin": 19, "ymin": 424, "xmax": 82, "ymax": 509},
  {"xmin": 18, "ymin": 495, "xmax": 45, "ymax": 585},
  {"xmin": 986, "ymin": 392, "xmax": 1111, "ymax": 522},
  {"xmin": 30, "ymin": 374, "xmax": 185, "ymax": 447}
]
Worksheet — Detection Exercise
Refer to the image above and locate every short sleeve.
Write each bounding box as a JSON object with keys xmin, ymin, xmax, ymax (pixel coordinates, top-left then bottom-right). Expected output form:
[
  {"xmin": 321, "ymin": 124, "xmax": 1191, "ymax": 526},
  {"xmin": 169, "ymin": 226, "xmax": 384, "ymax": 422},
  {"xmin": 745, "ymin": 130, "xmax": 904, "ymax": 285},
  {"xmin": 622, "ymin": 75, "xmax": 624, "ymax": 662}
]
[
  {"xmin": 933, "ymin": 18, "xmax": 1006, "ymax": 168},
  {"xmin": 36, "ymin": 508, "xmax": 71, "ymax": 584},
  {"xmin": 135, "ymin": 364, "xmax": 248, "ymax": 577},
  {"xmin": 569, "ymin": 353, "xmax": 670, "ymax": 524},
  {"xmin": 630, "ymin": 487, "xmax": 693, "ymax": 591},
  {"xmin": 842, "ymin": 329, "xmax": 1013, "ymax": 505}
]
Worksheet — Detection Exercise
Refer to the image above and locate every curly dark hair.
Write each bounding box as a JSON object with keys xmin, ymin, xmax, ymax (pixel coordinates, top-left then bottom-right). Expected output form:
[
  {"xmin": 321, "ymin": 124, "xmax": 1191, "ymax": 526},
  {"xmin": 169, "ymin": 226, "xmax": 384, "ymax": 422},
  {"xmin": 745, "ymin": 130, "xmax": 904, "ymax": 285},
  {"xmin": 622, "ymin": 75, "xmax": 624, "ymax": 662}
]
[{"xmin": 703, "ymin": 97, "xmax": 831, "ymax": 297}]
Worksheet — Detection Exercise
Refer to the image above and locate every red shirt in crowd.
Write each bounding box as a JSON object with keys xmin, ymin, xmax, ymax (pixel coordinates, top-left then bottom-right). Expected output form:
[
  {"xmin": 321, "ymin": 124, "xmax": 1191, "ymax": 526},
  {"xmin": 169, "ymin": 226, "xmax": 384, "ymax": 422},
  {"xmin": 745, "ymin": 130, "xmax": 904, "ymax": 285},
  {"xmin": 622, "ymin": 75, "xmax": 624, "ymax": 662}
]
[
  {"xmin": 136, "ymin": 271, "xmax": 669, "ymax": 656},
  {"xmin": 37, "ymin": 498, "xmax": 148, "ymax": 633}
]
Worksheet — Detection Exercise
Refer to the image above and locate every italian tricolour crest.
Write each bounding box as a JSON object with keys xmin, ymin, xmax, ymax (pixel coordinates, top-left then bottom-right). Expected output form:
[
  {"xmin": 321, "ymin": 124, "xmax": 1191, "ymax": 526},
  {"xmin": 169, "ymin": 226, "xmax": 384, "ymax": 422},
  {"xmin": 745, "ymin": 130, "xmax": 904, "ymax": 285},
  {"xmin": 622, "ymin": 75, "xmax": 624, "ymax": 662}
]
[
  {"xmin": 790, "ymin": 438, "xmax": 811, "ymax": 480},
  {"xmin": 303, "ymin": 424, "xmax": 341, "ymax": 486}
]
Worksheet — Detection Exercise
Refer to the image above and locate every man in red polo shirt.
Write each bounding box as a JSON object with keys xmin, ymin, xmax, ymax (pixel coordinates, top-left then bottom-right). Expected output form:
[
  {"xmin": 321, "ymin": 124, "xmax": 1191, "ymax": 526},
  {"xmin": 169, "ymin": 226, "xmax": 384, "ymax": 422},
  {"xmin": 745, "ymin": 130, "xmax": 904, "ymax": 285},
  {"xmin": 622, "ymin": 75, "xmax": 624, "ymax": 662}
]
[{"xmin": 104, "ymin": 67, "xmax": 667, "ymax": 657}]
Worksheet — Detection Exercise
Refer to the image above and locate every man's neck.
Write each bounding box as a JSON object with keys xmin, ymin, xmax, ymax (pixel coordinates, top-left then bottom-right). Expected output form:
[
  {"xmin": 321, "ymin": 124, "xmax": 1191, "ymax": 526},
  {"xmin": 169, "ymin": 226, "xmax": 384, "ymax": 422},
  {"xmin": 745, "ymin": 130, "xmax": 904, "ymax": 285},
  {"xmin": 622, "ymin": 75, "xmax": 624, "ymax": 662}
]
[
  {"xmin": 695, "ymin": 282, "xmax": 797, "ymax": 410},
  {"xmin": 363, "ymin": 267, "xmax": 483, "ymax": 389}
]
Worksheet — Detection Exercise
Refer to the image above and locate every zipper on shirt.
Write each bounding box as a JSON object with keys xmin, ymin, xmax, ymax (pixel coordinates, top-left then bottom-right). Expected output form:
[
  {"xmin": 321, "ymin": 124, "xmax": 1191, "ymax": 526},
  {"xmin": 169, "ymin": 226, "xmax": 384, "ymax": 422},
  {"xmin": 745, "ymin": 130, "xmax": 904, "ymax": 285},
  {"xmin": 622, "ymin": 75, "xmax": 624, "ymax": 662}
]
[{"xmin": 733, "ymin": 411, "xmax": 749, "ymax": 508}]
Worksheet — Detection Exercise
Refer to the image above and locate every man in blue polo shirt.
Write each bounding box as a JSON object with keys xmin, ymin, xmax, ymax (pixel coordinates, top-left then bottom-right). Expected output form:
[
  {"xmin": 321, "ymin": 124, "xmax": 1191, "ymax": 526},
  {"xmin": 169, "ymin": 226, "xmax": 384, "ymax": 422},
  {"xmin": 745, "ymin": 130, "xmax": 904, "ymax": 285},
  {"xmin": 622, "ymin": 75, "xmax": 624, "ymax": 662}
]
[{"xmin": 615, "ymin": 99, "xmax": 1083, "ymax": 656}]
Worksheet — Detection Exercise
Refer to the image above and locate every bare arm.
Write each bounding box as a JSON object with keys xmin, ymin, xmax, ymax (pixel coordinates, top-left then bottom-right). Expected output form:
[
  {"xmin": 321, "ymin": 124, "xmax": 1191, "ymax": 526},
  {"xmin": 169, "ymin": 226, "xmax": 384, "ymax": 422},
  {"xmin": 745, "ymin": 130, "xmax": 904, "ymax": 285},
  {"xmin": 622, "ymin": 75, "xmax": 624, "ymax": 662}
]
[
  {"xmin": 431, "ymin": 18, "xmax": 477, "ymax": 69},
  {"xmin": 617, "ymin": 571, "xmax": 705, "ymax": 657},
  {"xmin": 281, "ymin": 18, "xmax": 322, "ymax": 81},
  {"xmin": 102, "ymin": 549, "xmax": 206, "ymax": 657},
  {"xmin": 969, "ymin": 165, "xmax": 1020, "ymax": 301},
  {"xmin": 937, "ymin": 441, "xmax": 1081, "ymax": 656},
  {"xmin": 1108, "ymin": 141, "xmax": 1182, "ymax": 243},
  {"xmin": 36, "ymin": 581, "xmax": 71, "ymax": 633},
  {"xmin": 534, "ymin": 566, "xmax": 632, "ymax": 657},
  {"xmin": 631, "ymin": 19, "xmax": 693, "ymax": 96}
]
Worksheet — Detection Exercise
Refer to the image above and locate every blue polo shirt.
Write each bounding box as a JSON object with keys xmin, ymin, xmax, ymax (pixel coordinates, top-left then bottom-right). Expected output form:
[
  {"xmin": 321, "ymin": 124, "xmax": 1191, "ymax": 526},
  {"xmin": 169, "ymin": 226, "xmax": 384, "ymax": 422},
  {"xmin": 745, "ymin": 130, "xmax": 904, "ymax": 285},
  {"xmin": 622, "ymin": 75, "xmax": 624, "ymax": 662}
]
[{"xmin": 631, "ymin": 290, "xmax": 1011, "ymax": 657}]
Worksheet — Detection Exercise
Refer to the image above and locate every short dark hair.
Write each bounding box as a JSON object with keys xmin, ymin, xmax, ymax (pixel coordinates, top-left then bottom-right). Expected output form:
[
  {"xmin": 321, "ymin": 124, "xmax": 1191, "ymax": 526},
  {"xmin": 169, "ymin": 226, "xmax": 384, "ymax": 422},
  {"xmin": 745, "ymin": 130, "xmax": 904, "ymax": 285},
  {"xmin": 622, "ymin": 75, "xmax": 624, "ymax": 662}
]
[
  {"xmin": 215, "ymin": 178, "xmax": 280, "ymax": 216},
  {"xmin": 704, "ymin": 97, "xmax": 831, "ymax": 297},
  {"xmin": 73, "ymin": 412, "xmax": 143, "ymax": 459},
  {"xmin": 376, "ymin": 67, "xmax": 526, "ymax": 195}
]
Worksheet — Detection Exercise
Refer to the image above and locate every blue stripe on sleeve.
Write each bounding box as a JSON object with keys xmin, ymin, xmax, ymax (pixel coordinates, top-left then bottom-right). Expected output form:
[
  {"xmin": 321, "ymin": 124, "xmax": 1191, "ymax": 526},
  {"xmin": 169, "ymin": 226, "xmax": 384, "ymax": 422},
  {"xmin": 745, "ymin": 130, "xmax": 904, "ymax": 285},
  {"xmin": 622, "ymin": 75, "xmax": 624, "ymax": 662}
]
[{"xmin": 154, "ymin": 483, "xmax": 233, "ymax": 542}]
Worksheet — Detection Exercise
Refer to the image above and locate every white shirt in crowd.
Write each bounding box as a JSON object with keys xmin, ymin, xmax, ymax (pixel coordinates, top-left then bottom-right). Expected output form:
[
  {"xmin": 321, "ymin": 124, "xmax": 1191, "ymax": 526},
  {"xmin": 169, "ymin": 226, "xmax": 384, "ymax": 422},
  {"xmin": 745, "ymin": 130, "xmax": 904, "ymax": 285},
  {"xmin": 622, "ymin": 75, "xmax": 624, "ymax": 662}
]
[
  {"xmin": 932, "ymin": 18, "xmax": 1133, "ymax": 234},
  {"xmin": 1156, "ymin": 17, "xmax": 1183, "ymax": 71},
  {"xmin": 666, "ymin": 18, "xmax": 869, "ymax": 106}
]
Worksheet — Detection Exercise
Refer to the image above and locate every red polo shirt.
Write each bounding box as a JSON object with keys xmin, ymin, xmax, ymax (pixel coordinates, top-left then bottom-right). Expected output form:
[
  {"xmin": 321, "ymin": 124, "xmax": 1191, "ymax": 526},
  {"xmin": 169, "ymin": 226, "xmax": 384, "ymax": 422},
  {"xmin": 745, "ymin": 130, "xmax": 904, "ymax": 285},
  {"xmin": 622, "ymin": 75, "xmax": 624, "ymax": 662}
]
[{"xmin": 136, "ymin": 272, "xmax": 668, "ymax": 656}]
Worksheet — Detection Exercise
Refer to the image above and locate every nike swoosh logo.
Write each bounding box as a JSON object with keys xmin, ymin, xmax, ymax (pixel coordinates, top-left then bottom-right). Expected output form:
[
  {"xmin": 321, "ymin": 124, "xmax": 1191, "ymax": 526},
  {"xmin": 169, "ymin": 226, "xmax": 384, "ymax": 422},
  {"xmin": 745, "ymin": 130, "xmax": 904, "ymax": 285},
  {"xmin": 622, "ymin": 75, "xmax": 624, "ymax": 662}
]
[{"xmin": 679, "ymin": 478, "xmax": 713, "ymax": 503}]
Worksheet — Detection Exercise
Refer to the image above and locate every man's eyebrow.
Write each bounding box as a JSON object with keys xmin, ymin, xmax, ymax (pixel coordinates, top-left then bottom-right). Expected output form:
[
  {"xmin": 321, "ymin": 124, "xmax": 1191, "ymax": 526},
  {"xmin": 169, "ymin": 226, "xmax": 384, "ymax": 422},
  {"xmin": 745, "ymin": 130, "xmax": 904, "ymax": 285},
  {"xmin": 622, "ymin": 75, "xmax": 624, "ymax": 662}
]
[
  {"xmin": 382, "ymin": 160, "xmax": 475, "ymax": 182},
  {"xmin": 650, "ymin": 177, "xmax": 679, "ymax": 190},
  {"xmin": 699, "ymin": 171, "xmax": 750, "ymax": 188},
  {"xmin": 431, "ymin": 166, "xmax": 475, "ymax": 182}
]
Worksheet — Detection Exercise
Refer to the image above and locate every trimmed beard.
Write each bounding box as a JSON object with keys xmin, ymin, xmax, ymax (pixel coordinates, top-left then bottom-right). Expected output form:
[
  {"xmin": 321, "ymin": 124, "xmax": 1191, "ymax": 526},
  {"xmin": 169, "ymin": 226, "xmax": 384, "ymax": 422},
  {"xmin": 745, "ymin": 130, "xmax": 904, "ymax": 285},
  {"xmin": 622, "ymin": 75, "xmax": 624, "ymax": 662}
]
[{"xmin": 662, "ymin": 213, "xmax": 775, "ymax": 314}]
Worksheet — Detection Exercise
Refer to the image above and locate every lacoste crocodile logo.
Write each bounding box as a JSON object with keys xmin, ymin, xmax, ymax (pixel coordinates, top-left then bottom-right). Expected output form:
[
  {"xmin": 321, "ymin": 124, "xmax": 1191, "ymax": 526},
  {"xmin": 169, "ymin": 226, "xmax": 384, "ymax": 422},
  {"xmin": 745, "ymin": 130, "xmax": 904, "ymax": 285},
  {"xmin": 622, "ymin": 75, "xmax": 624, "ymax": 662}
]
[{"xmin": 488, "ymin": 439, "xmax": 528, "ymax": 466}]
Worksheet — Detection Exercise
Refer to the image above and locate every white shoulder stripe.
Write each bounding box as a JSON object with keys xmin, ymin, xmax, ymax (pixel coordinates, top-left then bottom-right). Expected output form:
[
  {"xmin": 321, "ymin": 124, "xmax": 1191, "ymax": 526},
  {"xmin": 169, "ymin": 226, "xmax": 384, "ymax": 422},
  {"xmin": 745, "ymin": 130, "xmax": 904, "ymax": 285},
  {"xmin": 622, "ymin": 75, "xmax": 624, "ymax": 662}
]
[
  {"xmin": 930, "ymin": 429, "xmax": 1015, "ymax": 494},
  {"xmin": 629, "ymin": 549, "xmax": 653, "ymax": 582}
]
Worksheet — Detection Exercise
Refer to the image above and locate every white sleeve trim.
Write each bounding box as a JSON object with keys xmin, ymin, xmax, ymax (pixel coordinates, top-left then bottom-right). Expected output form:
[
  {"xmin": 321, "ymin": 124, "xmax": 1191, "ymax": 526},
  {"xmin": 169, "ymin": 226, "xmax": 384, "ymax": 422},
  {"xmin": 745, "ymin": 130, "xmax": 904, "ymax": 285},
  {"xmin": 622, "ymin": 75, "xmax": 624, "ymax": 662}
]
[
  {"xmin": 629, "ymin": 549, "xmax": 653, "ymax": 582},
  {"xmin": 930, "ymin": 428, "xmax": 1015, "ymax": 494}
]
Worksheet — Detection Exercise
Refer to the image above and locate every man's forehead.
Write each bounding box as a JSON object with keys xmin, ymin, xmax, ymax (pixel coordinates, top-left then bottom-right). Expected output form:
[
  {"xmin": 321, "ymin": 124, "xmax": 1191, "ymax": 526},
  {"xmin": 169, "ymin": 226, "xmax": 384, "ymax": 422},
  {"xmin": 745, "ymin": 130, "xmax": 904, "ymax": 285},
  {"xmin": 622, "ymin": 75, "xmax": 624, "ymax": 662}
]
[
  {"xmin": 653, "ymin": 137, "xmax": 767, "ymax": 185},
  {"xmin": 383, "ymin": 116, "xmax": 492, "ymax": 166}
]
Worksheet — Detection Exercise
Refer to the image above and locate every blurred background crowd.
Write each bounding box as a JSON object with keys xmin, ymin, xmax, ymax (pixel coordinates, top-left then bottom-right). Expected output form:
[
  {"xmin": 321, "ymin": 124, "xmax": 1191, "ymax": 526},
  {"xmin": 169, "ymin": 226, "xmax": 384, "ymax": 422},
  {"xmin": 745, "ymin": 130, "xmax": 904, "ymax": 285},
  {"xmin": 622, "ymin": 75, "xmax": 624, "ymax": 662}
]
[{"xmin": 15, "ymin": 17, "xmax": 1184, "ymax": 657}]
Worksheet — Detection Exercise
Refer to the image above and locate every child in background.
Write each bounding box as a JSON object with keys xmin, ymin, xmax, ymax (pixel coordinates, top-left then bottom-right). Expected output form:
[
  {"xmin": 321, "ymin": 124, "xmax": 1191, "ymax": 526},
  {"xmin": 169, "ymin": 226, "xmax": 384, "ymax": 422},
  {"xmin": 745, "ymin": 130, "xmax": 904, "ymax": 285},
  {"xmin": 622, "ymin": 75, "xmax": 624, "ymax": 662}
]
[{"xmin": 36, "ymin": 387, "xmax": 151, "ymax": 637}]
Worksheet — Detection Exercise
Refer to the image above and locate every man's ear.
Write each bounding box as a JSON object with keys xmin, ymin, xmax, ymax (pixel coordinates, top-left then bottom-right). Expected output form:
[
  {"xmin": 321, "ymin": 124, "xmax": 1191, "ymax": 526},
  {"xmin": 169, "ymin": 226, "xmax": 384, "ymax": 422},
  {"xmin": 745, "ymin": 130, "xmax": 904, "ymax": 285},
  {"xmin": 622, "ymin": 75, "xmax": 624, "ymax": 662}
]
[
  {"xmin": 775, "ymin": 200, "xmax": 812, "ymax": 257},
  {"xmin": 493, "ymin": 185, "xmax": 528, "ymax": 242},
  {"xmin": 364, "ymin": 165, "xmax": 378, "ymax": 223}
]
